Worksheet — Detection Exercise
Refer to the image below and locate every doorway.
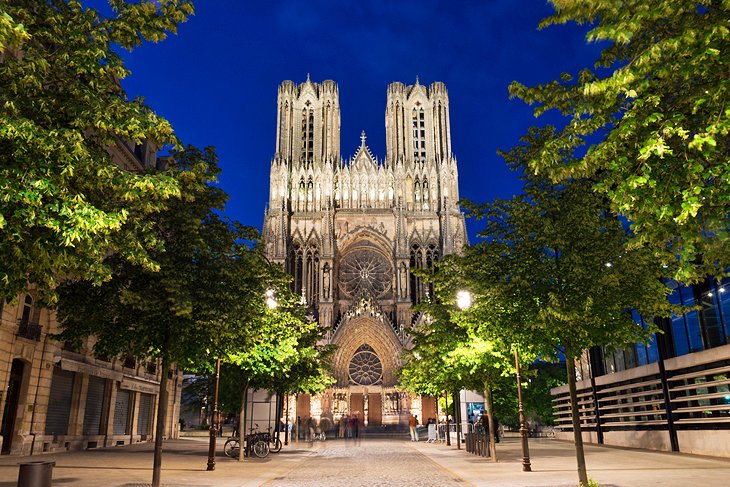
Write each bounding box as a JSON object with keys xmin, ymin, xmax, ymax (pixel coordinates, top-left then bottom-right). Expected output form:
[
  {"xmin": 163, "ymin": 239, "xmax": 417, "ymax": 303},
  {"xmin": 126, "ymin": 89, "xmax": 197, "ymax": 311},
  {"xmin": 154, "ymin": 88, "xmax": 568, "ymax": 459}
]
[
  {"xmin": 367, "ymin": 393, "xmax": 382, "ymax": 426},
  {"xmin": 350, "ymin": 393, "xmax": 364, "ymax": 419},
  {"xmin": 1, "ymin": 359, "xmax": 25, "ymax": 454}
]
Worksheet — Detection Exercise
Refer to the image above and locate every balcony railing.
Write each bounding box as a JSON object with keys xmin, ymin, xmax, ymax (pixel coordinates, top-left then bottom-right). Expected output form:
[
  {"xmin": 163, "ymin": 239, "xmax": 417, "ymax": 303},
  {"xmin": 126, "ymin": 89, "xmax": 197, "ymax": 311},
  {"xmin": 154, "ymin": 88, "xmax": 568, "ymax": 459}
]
[{"xmin": 17, "ymin": 318, "xmax": 42, "ymax": 341}]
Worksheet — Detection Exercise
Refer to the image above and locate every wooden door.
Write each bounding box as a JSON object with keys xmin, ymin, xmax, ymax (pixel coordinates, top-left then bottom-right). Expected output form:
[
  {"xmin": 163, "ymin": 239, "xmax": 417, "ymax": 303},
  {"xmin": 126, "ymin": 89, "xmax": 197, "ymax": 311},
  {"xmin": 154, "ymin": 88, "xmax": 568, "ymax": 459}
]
[
  {"xmin": 367, "ymin": 393, "xmax": 382, "ymax": 426},
  {"xmin": 350, "ymin": 393, "xmax": 364, "ymax": 418}
]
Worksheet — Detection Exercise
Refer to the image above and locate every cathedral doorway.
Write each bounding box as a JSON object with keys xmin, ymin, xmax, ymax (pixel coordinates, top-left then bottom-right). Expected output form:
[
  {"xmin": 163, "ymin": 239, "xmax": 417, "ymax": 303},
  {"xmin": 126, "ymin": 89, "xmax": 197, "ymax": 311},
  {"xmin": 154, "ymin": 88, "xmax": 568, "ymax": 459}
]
[
  {"xmin": 368, "ymin": 393, "xmax": 382, "ymax": 426},
  {"xmin": 350, "ymin": 393, "xmax": 364, "ymax": 419}
]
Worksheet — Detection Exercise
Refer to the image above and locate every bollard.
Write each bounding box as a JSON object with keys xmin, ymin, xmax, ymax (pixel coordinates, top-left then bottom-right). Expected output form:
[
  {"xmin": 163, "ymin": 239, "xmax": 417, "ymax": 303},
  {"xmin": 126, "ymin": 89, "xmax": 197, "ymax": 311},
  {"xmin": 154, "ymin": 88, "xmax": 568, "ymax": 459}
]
[{"xmin": 17, "ymin": 460, "xmax": 55, "ymax": 487}]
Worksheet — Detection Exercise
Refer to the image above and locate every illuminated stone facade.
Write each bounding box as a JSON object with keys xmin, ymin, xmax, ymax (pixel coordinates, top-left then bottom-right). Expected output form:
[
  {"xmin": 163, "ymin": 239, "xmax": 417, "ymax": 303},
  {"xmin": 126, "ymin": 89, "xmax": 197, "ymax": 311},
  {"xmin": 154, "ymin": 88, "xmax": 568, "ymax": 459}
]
[{"xmin": 262, "ymin": 77, "xmax": 466, "ymax": 426}]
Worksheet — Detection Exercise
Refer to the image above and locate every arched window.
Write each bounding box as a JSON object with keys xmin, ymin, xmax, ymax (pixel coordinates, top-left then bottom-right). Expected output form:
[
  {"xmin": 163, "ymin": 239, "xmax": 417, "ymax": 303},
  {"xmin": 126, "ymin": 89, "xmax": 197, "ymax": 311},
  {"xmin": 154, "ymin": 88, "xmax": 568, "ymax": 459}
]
[
  {"xmin": 410, "ymin": 244, "xmax": 424, "ymax": 305},
  {"xmin": 21, "ymin": 294, "xmax": 33, "ymax": 324},
  {"xmin": 425, "ymin": 244, "xmax": 439, "ymax": 299},
  {"xmin": 301, "ymin": 104, "xmax": 314, "ymax": 165},
  {"xmin": 305, "ymin": 245, "xmax": 319, "ymax": 306},
  {"xmin": 349, "ymin": 344, "xmax": 383, "ymax": 386},
  {"xmin": 422, "ymin": 179, "xmax": 429, "ymax": 209},
  {"xmin": 289, "ymin": 244, "xmax": 304, "ymax": 296}
]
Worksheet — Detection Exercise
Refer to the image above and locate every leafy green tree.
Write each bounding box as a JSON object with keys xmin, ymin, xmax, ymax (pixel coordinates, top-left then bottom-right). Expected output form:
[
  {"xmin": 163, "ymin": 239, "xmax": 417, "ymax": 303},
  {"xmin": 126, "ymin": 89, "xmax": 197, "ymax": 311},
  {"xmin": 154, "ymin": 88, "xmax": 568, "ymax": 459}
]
[
  {"xmin": 509, "ymin": 0, "xmax": 729, "ymax": 283},
  {"xmin": 461, "ymin": 164, "xmax": 677, "ymax": 485},
  {"xmin": 56, "ymin": 146, "xmax": 273, "ymax": 487},
  {"xmin": 0, "ymin": 0, "xmax": 194, "ymax": 304},
  {"xmin": 401, "ymin": 260, "xmax": 526, "ymax": 460},
  {"xmin": 224, "ymin": 300, "xmax": 334, "ymax": 460}
]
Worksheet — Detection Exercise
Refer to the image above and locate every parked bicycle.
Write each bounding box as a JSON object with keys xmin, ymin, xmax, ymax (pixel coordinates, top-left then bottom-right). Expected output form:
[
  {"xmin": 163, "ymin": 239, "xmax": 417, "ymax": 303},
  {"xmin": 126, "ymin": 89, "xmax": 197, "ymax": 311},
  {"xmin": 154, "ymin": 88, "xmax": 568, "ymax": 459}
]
[
  {"xmin": 261, "ymin": 427, "xmax": 283, "ymax": 453},
  {"xmin": 223, "ymin": 424, "xmax": 270, "ymax": 458}
]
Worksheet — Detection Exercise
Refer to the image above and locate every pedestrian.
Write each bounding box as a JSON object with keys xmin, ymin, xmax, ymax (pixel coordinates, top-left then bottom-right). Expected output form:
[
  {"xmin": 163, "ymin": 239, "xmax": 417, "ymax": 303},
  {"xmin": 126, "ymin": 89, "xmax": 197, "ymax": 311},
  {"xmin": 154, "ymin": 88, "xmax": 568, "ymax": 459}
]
[
  {"xmin": 232, "ymin": 416, "xmax": 239, "ymax": 437},
  {"xmin": 349, "ymin": 413, "xmax": 360, "ymax": 445},
  {"xmin": 480, "ymin": 412, "xmax": 490, "ymax": 438},
  {"xmin": 339, "ymin": 414, "xmax": 348, "ymax": 438},
  {"xmin": 307, "ymin": 416, "xmax": 316, "ymax": 442},
  {"xmin": 409, "ymin": 414, "xmax": 419, "ymax": 441}
]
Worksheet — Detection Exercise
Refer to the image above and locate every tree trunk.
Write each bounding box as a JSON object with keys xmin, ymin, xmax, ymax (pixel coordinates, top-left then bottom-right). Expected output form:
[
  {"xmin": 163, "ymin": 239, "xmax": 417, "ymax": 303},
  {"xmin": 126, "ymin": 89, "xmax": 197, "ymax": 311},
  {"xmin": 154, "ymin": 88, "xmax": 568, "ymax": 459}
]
[
  {"xmin": 454, "ymin": 389, "xmax": 461, "ymax": 450},
  {"xmin": 237, "ymin": 379, "xmax": 249, "ymax": 462},
  {"xmin": 274, "ymin": 390, "xmax": 282, "ymax": 443},
  {"xmin": 485, "ymin": 383, "xmax": 497, "ymax": 462},
  {"xmin": 445, "ymin": 391, "xmax": 451, "ymax": 446},
  {"xmin": 151, "ymin": 357, "xmax": 170, "ymax": 487},
  {"xmin": 566, "ymin": 354, "xmax": 589, "ymax": 486}
]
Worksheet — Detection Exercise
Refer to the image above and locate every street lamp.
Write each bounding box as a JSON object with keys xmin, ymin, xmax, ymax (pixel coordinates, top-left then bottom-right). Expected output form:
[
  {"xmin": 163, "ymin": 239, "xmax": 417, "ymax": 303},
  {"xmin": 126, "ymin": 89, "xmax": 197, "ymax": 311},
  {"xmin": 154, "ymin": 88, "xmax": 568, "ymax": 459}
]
[
  {"xmin": 457, "ymin": 290, "xmax": 472, "ymax": 310},
  {"xmin": 206, "ymin": 357, "xmax": 221, "ymax": 471},
  {"xmin": 266, "ymin": 289, "xmax": 278, "ymax": 309},
  {"xmin": 514, "ymin": 348, "xmax": 532, "ymax": 472},
  {"xmin": 457, "ymin": 290, "xmax": 531, "ymax": 470}
]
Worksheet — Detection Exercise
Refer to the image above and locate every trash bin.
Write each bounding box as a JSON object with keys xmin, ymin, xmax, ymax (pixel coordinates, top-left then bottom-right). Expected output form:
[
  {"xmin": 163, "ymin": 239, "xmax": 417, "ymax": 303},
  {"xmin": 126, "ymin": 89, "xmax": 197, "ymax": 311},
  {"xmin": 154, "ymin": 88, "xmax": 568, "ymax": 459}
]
[{"xmin": 17, "ymin": 460, "xmax": 55, "ymax": 487}]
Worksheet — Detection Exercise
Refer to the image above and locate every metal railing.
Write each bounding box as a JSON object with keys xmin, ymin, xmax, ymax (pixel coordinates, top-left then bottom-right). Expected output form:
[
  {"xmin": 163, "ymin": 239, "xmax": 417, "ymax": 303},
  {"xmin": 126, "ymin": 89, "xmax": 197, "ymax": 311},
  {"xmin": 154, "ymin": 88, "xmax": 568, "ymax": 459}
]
[{"xmin": 17, "ymin": 318, "xmax": 41, "ymax": 341}]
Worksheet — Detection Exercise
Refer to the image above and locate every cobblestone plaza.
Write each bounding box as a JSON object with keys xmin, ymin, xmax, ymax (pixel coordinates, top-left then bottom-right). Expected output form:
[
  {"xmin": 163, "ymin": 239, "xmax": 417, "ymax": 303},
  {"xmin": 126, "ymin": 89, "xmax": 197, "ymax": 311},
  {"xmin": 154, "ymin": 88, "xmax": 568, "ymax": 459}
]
[{"xmin": 2, "ymin": 435, "xmax": 729, "ymax": 487}]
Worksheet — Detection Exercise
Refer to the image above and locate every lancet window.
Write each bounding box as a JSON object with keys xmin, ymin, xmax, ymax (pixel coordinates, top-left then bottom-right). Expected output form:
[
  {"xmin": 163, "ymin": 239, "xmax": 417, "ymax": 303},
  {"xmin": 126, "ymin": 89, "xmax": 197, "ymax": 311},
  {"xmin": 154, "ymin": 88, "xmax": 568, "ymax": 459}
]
[
  {"xmin": 301, "ymin": 104, "xmax": 314, "ymax": 165},
  {"xmin": 409, "ymin": 244, "xmax": 423, "ymax": 304},
  {"xmin": 410, "ymin": 243, "xmax": 439, "ymax": 304},
  {"xmin": 289, "ymin": 243, "xmax": 320, "ymax": 307},
  {"xmin": 412, "ymin": 108, "xmax": 426, "ymax": 163},
  {"xmin": 422, "ymin": 179, "xmax": 430, "ymax": 210}
]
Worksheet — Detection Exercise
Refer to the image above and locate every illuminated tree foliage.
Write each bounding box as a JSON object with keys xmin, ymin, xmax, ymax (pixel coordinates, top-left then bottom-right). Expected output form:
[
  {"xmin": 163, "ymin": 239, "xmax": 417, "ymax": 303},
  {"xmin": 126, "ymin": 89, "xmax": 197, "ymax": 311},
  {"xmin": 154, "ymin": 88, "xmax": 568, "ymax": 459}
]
[
  {"xmin": 0, "ymin": 0, "xmax": 193, "ymax": 303},
  {"xmin": 509, "ymin": 0, "xmax": 729, "ymax": 282},
  {"xmin": 460, "ymin": 164, "xmax": 677, "ymax": 485},
  {"xmin": 56, "ymin": 146, "xmax": 288, "ymax": 486}
]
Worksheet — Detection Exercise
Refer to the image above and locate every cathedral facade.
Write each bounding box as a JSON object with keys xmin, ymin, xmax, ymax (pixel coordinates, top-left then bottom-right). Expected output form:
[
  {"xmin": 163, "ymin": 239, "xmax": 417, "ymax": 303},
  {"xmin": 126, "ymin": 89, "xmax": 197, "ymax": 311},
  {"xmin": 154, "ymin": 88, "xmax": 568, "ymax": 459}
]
[{"xmin": 262, "ymin": 77, "xmax": 466, "ymax": 427}]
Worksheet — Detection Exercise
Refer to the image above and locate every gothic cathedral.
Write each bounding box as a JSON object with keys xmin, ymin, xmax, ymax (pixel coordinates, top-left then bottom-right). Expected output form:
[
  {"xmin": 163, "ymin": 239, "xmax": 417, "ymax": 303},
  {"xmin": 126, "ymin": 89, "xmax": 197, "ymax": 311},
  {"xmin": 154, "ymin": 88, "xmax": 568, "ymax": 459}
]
[{"xmin": 263, "ymin": 77, "xmax": 466, "ymax": 427}]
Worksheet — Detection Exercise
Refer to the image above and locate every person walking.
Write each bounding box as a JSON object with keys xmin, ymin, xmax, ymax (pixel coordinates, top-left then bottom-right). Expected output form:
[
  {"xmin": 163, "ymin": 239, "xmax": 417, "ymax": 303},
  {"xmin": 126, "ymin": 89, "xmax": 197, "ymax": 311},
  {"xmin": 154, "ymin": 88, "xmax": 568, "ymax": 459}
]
[
  {"xmin": 339, "ymin": 415, "xmax": 348, "ymax": 439},
  {"xmin": 409, "ymin": 414, "xmax": 419, "ymax": 441},
  {"xmin": 349, "ymin": 413, "xmax": 361, "ymax": 445}
]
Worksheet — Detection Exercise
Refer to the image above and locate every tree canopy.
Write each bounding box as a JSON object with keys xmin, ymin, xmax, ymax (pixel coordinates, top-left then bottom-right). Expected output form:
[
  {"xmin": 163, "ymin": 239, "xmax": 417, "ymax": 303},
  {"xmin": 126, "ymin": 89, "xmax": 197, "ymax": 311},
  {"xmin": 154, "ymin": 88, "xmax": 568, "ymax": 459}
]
[
  {"xmin": 509, "ymin": 0, "xmax": 729, "ymax": 283},
  {"xmin": 460, "ymin": 166, "xmax": 677, "ymax": 485},
  {"xmin": 55, "ymin": 145, "xmax": 284, "ymax": 485},
  {"xmin": 0, "ymin": 0, "xmax": 194, "ymax": 304}
]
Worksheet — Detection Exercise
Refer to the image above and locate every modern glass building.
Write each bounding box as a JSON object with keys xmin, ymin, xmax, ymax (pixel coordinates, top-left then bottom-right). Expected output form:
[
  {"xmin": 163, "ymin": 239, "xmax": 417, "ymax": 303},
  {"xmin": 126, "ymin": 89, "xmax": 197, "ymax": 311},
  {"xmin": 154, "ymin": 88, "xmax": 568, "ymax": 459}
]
[{"xmin": 551, "ymin": 277, "xmax": 730, "ymax": 457}]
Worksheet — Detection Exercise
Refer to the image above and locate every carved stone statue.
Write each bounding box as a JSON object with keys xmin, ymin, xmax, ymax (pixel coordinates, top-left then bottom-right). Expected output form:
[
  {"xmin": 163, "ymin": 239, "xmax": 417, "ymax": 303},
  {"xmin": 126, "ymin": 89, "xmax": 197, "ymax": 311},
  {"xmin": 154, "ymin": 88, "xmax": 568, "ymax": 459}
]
[
  {"xmin": 399, "ymin": 262, "xmax": 408, "ymax": 298},
  {"xmin": 323, "ymin": 263, "xmax": 331, "ymax": 299}
]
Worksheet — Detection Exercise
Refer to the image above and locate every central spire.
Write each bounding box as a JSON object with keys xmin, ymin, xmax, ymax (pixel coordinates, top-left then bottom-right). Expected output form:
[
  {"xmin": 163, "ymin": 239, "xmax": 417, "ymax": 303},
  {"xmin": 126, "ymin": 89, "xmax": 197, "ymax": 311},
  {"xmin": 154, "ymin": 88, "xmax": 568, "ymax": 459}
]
[{"xmin": 360, "ymin": 130, "xmax": 367, "ymax": 146}]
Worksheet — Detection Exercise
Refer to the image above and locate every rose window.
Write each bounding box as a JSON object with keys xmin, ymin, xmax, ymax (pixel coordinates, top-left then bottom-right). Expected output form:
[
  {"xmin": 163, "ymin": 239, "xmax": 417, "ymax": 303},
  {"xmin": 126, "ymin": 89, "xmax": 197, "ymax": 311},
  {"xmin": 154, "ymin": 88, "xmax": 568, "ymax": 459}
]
[
  {"xmin": 348, "ymin": 344, "xmax": 383, "ymax": 386},
  {"xmin": 339, "ymin": 244, "xmax": 392, "ymax": 298}
]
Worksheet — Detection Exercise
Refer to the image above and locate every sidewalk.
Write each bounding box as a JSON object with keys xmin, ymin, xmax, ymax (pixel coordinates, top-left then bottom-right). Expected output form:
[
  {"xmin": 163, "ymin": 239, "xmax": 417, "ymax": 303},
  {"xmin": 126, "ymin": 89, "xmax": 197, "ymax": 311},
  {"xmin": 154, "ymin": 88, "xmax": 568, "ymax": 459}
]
[
  {"xmin": 0, "ymin": 437, "xmax": 314, "ymax": 487},
  {"xmin": 1, "ymin": 435, "xmax": 729, "ymax": 486},
  {"xmin": 411, "ymin": 436, "xmax": 730, "ymax": 487}
]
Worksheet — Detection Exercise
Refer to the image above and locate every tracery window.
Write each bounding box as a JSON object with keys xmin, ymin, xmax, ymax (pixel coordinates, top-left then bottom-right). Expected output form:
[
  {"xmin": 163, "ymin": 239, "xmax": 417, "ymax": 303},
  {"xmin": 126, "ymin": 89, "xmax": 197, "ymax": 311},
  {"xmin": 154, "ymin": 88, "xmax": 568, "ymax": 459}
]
[
  {"xmin": 338, "ymin": 242, "xmax": 392, "ymax": 299},
  {"xmin": 348, "ymin": 344, "xmax": 383, "ymax": 386},
  {"xmin": 410, "ymin": 243, "xmax": 439, "ymax": 304},
  {"xmin": 289, "ymin": 243, "xmax": 319, "ymax": 307}
]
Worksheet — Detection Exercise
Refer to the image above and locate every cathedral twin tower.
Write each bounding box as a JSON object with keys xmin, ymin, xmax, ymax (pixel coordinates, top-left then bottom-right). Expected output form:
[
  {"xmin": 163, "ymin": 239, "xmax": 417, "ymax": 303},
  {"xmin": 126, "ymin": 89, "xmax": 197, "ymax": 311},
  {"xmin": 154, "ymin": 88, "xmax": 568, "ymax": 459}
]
[{"xmin": 263, "ymin": 77, "xmax": 466, "ymax": 424}]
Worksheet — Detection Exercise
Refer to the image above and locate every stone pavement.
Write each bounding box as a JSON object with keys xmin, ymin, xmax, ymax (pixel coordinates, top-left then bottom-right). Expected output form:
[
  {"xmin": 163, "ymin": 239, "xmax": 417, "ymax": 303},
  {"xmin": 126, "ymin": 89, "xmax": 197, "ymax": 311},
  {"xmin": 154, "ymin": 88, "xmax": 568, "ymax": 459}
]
[{"xmin": 1, "ymin": 434, "xmax": 729, "ymax": 486}]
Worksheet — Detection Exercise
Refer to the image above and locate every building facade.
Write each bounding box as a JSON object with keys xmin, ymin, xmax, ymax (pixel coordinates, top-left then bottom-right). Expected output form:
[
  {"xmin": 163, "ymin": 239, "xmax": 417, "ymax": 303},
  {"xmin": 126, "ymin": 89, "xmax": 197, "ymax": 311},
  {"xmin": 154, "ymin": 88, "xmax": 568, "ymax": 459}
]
[
  {"xmin": 551, "ymin": 277, "xmax": 730, "ymax": 457},
  {"xmin": 0, "ymin": 141, "xmax": 183, "ymax": 456},
  {"xmin": 262, "ymin": 77, "xmax": 467, "ymax": 427}
]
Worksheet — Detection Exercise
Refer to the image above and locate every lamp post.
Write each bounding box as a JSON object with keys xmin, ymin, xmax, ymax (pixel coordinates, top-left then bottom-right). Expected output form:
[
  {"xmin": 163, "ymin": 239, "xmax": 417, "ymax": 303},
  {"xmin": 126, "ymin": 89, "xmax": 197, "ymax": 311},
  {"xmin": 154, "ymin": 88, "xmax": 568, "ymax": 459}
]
[
  {"xmin": 206, "ymin": 357, "xmax": 221, "ymax": 471},
  {"xmin": 457, "ymin": 290, "xmax": 531, "ymax": 470},
  {"xmin": 455, "ymin": 291, "xmax": 471, "ymax": 451},
  {"xmin": 514, "ymin": 349, "xmax": 532, "ymax": 472}
]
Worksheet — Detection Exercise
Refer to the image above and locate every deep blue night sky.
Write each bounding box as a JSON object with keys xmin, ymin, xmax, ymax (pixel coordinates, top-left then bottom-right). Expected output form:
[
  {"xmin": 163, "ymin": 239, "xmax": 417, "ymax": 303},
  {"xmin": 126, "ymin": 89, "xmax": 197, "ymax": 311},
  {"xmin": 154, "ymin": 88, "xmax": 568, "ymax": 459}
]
[{"xmin": 118, "ymin": 0, "xmax": 601, "ymax": 239}]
